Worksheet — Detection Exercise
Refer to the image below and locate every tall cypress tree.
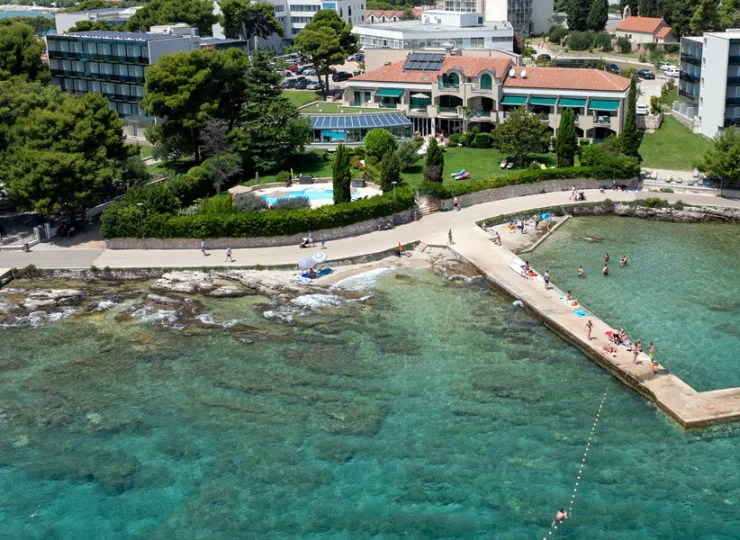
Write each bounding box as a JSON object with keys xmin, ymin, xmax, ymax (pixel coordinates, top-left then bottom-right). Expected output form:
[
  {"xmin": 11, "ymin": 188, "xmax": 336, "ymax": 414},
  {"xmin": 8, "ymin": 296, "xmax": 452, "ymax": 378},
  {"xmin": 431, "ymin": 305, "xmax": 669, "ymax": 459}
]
[
  {"xmin": 566, "ymin": 0, "xmax": 592, "ymax": 31},
  {"xmin": 620, "ymin": 77, "xmax": 641, "ymax": 159},
  {"xmin": 423, "ymin": 138, "xmax": 445, "ymax": 182},
  {"xmin": 587, "ymin": 0, "xmax": 609, "ymax": 31},
  {"xmin": 556, "ymin": 108, "xmax": 578, "ymax": 167},
  {"xmin": 332, "ymin": 144, "xmax": 352, "ymax": 204},
  {"xmin": 379, "ymin": 150, "xmax": 401, "ymax": 192}
]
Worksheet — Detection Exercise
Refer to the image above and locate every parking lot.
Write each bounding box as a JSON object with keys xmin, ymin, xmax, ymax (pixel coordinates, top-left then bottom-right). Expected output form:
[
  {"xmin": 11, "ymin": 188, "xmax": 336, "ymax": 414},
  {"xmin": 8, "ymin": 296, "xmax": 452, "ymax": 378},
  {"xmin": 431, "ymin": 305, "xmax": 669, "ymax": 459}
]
[{"xmin": 281, "ymin": 60, "xmax": 362, "ymax": 93}]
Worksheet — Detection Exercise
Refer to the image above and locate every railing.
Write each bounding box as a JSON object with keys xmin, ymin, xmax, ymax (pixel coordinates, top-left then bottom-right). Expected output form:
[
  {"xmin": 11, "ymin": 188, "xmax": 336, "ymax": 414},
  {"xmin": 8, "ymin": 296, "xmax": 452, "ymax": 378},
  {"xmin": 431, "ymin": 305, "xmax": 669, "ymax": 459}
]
[
  {"xmin": 680, "ymin": 71, "xmax": 700, "ymax": 83},
  {"xmin": 679, "ymin": 88, "xmax": 698, "ymax": 100},
  {"xmin": 379, "ymin": 102, "xmax": 397, "ymax": 108},
  {"xmin": 594, "ymin": 115, "xmax": 612, "ymax": 125},
  {"xmin": 726, "ymin": 97, "xmax": 740, "ymax": 105},
  {"xmin": 48, "ymin": 51, "xmax": 149, "ymax": 64},
  {"xmin": 437, "ymin": 82, "xmax": 460, "ymax": 92},
  {"xmin": 728, "ymin": 77, "xmax": 740, "ymax": 84},
  {"xmin": 680, "ymin": 53, "xmax": 701, "ymax": 67},
  {"xmin": 729, "ymin": 55, "xmax": 740, "ymax": 64},
  {"xmin": 437, "ymin": 107, "xmax": 458, "ymax": 114},
  {"xmin": 469, "ymin": 84, "xmax": 493, "ymax": 93}
]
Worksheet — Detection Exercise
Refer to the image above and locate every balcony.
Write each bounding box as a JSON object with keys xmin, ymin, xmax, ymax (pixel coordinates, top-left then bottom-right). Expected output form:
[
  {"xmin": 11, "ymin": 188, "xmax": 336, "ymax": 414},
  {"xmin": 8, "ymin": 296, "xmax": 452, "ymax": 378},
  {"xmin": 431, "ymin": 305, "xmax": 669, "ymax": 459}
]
[
  {"xmin": 679, "ymin": 88, "xmax": 699, "ymax": 100},
  {"xmin": 680, "ymin": 71, "xmax": 700, "ymax": 83},
  {"xmin": 378, "ymin": 102, "xmax": 398, "ymax": 109},
  {"xmin": 680, "ymin": 53, "xmax": 701, "ymax": 67},
  {"xmin": 437, "ymin": 82, "xmax": 460, "ymax": 93},
  {"xmin": 594, "ymin": 115, "xmax": 612, "ymax": 126},
  {"xmin": 726, "ymin": 97, "xmax": 740, "ymax": 105},
  {"xmin": 437, "ymin": 106, "xmax": 459, "ymax": 116},
  {"xmin": 728, "ymin": 76, "xmax": 740, "ymax": 84},
  {"xmin": 730, "ymin": 55, "xmax": 740, "ymax": 64},
  {"xmin": 470, "ymin": 84, "xmax": 493, "ymax": 93},
  {"xmin": 467, "ymin": 110, "xmax": 493, "ymax": 121}
]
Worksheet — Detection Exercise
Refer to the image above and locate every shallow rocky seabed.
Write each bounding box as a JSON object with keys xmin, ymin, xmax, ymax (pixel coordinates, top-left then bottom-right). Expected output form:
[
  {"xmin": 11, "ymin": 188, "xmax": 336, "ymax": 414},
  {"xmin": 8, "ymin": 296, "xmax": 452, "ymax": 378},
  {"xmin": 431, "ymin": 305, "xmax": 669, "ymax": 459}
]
[{"xmin": 0, "ymin": 257, "xmax": 739, "ymax": 539}]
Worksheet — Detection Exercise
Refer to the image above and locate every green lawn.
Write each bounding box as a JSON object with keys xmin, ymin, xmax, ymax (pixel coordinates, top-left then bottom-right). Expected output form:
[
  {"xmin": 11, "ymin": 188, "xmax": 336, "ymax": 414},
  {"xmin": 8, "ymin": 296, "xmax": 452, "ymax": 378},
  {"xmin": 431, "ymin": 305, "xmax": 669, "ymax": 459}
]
[
  {"xmin": 242, "ymin": 151, "xmax": 360, "ymax": 185},
  {"xmin": 283, "ymin": 90, "xmax": 321, "ymax": 108},
  {"xmin": 298, "ymin": 103, "xmax": 377, "ymax": 114},
  {"xmin": 639, "ymin": 115, "xmax": 711, "ymax": 170},
  {"xmin": 139, "ymin": 145, "xmax": 154, "ymax": 159},
  {"xmin": 402, "ymin": 147, "xmax": 558, "ymax": 188}
]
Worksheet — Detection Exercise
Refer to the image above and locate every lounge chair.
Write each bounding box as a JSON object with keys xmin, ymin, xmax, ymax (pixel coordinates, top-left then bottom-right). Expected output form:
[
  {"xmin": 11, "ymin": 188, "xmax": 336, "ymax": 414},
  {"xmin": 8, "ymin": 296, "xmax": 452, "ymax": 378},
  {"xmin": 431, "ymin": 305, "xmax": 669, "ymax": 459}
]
[
  {"xmin": 675, "ymin": 177, "xmax": 683, "ymax": 183},
  {"xmin": 451, "ymin": 169, "xmax": 465, "ymax": 177},
  {"xmin": 456, "ymin": 172, "xmax": 470, "ymax": 180},
  {"xmin": 500, "ymin": 159, "xmax": 507, "ymax": 169},
  {"xmin": 507, "ymin": 162, "xmax": 514, "ymax": 169},
  {"xmin": 664, "ymin": 175, "xmax": 672, "ymax": 183}
]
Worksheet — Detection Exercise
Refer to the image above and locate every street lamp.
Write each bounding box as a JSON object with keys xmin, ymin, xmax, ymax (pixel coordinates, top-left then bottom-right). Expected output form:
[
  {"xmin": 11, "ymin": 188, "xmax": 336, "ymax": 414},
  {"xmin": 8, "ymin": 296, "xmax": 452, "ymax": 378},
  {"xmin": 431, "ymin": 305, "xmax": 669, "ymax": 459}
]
[{"xmin": 392, "ymin": 181, "xmax": 397, "ymax": 200}]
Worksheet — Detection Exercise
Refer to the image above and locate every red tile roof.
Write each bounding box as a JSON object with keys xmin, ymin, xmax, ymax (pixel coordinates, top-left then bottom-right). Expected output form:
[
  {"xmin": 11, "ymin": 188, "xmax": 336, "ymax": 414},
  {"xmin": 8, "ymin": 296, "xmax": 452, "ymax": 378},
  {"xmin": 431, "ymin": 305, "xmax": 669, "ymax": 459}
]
[
  {"xmin": 615, "ymin": 16, "xmax": 666, "ymax": 34},
  {"xmin": 655, "ymin": 26, "xmax": 672, "ymax": 39},
  {"xmin": 503, "ymin": 67, "xmax": 630, "ymax": 92},
  {"xmin": 352, "ymin": 56, "xmax": 512, "ymax": 83}
]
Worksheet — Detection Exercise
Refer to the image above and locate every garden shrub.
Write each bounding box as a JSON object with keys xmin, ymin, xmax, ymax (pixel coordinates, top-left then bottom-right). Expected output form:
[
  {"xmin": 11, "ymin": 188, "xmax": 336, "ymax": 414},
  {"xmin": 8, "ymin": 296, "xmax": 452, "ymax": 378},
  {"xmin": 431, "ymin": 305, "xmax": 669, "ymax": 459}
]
[
  {"xmin": 449, "ymin": 133, "xmax": 461, "ymax": 145},
  {"xmin": 549, "ymin": 27, "xmax": 568, "ymax": 44},
  {"xmin": 199, "ymin": 194, "xmax": 235, "ymax": 215},
  {"xmin": 567, "ymin": 31, "xmax": 594, "ymax": 51},
  {"xmin": 643, "ymin": 42, "xmax": 656, "ymax": 51},
  {"xmin": 395, "ymin": 140, "xmax": 420, "ymax": 170},
  {"xmin": 617, "ymin": 36, "xmax": 631, "ymax": 53},
  {"xmin": 472, "ymin": 132, "xmax": 492, "ymax": 148},
  {"xmin": 366, "ymin": 155, "xmax": 379, "ymax": 166},
  {"xmin": 276, "ymin": 171, "xmax": 290, "ymax": 183},
  {"xmin": 169, "ymin": 163, "xmax": 212, "ymax": 207},
  {"xmin": 523, "ymin": 46, "xmax": 536, "ymax": 57},
  {"xmin": 364, "ymin": 128, "xmax": 397, "ymax": 159},
  {"xmin": 234, "ymin": 193, "xmax": 268, "ymax": 212},
  {"xmin": 593, "ymin": 32, "xmax": 612, "ymax": 52},
  {"xmin": 664, "ymin": 43, "xmax": 679, "ymax": 54},
  {"xmin": 352, "ymin": 146, "xmax": 366, "ymax": 158},
  {"xmin": 102, "ymin": 187, "xmax": 416, "ymax": 238},
  {"xmin": 272, "ymin": 196, "xmax": 310, "ymax": 210},
  {"xmin": 459, "ymin": 133, "xmax": 473, "ymax": 147},
  {"xmin": 351, "ymin": 156, "xmax": 363, "ymax": 169}
]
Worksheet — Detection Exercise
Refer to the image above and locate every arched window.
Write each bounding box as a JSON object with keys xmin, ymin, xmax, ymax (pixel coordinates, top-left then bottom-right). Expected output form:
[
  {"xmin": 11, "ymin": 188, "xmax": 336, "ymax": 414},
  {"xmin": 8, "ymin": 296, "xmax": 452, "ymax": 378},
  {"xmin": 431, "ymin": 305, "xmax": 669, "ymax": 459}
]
[
  {"xmin": 446, "ymin": 72, "xmax": 459, "ymax": 86},
  {"xmin": 480, "ymin": 73, "xmax": 492, "ymax": 90}
]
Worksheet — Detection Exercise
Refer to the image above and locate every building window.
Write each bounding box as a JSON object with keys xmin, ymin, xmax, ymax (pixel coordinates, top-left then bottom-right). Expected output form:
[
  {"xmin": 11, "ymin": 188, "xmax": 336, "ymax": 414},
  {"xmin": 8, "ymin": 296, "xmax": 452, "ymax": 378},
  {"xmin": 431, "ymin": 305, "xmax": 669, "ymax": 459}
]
[{"xmin": 480, "ymin": 73, "xmax": 492, "ymax": 89}]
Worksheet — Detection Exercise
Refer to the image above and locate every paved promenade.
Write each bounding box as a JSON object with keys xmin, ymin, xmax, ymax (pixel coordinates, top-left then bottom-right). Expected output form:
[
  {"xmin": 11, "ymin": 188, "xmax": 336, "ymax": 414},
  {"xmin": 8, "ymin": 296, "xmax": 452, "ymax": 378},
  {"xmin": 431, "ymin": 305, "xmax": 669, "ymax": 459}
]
[
  {"xmin": 2, "ymin": 189, "xmax": 739, "ymax": 270},
  {"xmin": 448, "ymin": 227, "xmax": 740, "ymax": 429}
]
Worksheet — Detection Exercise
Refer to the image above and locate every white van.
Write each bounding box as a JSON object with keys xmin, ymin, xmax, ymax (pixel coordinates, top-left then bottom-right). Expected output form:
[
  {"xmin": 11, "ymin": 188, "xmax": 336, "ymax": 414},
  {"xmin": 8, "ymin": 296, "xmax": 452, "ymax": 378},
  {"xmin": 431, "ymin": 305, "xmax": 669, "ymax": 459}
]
[{"xmin": 664, "ymin": 68, "xmax": 679, "ymax": 78}]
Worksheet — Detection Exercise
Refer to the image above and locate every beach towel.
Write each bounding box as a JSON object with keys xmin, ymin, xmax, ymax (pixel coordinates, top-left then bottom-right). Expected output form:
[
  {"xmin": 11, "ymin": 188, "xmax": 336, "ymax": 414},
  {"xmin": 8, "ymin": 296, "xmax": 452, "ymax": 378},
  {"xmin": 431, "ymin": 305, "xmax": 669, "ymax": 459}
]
[{"xmin": 574, "ymin": 309, "xmax": 588, "ymax": 317}]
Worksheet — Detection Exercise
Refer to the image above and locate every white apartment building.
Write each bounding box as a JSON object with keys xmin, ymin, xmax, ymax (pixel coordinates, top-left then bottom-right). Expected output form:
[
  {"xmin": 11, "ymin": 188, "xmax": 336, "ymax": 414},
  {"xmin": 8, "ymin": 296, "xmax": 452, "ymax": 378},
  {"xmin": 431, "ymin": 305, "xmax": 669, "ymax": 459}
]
[
  {"xmin": 353, "ymin": 10, "xmax": 513, "ymax": 52},
  {"xmin": 678, "ymin": 30, "xmax": 740, "ymax": 138},
  {"xmin": 213, "ymin": 0, "xmax": 366, "ymax": 51},
  {"xmin": 444, "ymin": 0, "xmax": 553, "ymax": 36},
  {"xmin": 54, "ymin": 7, "xmax": 144, "ymax": 34},
  {"xmin": 444, "ymin": 0, "xmax": 481, "ymax": 12}
]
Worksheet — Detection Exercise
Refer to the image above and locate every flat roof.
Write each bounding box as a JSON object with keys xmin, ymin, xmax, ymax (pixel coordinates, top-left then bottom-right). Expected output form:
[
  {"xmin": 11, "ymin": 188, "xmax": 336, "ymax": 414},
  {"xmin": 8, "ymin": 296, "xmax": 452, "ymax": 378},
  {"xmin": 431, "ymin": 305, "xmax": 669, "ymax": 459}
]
[
  {"xmin": 55, "ymin": 30, "xmax": 185, "ymax": 41},
  {"xmin": 354, "ymin": 19, "xmax": 512, "ymax": 33},
  {"xmin": 200, "ymin": 37, "xmax": 245, "ymax": 45}
]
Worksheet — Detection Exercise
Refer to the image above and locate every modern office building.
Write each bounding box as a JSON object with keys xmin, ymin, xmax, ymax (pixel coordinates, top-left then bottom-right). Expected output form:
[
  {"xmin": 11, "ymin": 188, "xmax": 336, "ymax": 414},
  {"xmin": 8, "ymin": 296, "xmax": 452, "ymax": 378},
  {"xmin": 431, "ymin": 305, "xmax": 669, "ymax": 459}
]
[
  {"xmin": 212, "ymin": 0, "xmax": 366, "ymax": 51},
  {"xmin": 54, "ymin": 7, "xmax": 144, "ymax": 34},
  {"xmin": 46, "ymin": 25, "xmax": 244, "ymax": 137},
  {"xmin": 340, "ymin": 53, "xmax": 629, "ymax": 141},
  {"xmin": 678, "ymin": 30, "xmax": 740, "ymax": 138},
  {"xmin": 444, "ymin": 0, "xmax": 553, "ymax": 36},
  {"xmin": 444, "ymin": 0, "xmax": 480, "ymax": 12},
  {"xmin": 353, "ymin": 11, "xmax": 513, "ymax": 51}
]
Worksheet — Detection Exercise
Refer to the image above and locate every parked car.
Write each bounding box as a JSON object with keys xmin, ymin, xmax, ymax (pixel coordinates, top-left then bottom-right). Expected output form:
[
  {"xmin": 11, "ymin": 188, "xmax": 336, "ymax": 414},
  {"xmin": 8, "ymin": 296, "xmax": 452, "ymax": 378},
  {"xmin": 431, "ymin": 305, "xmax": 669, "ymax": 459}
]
[
  {"xmin": 302, "ymin": 68, "xmax": 316, "ymax": 76},
  {"xmin": 281, "ymin": 78, "xmax": 298, "ymax": 88},
  {"xmin": 281, "ymin": 69, "xmax": 293, "ymax": 77},
  {"xmin": 537, "ymin": 53, "xmax": 551, "ymax": 61},
  {"xmin": 347, "ymin": 53, "xmax": 365, "ymax": 62},
  {"xmin": 658, "ymin": 62, "xmax": 677, "ymax": 71},
  {"xmin": 605, "ymin": 63, "xmax": 621, "ymax": 75},
  {"xmin": 636, "ymin": 104, "xmax": 649, "ymax": 116},
  {"xmin": 332, "ymin": 71, "xmax": 353, "ymax": 82},
  {"xmin": 284, "ymin": 64, "xmax": 299, "ymax": 72},
  {"xmin": 295, "ymin": 65, "xmax": 314, "ymax": 75},
  {"xmin": 635, "ymin": 69, "xmax": 655, "ymax": 79},
  {"xmin": 306, "ymin": 80, "xmax": 323, "ymax": 90},
  {"xmin": 664, "ymin": 68, "xmax": 680, "ymax": 78},
  {"xmin": 294, "ymin": 79, "xmax": 310, "ymax": 89}
]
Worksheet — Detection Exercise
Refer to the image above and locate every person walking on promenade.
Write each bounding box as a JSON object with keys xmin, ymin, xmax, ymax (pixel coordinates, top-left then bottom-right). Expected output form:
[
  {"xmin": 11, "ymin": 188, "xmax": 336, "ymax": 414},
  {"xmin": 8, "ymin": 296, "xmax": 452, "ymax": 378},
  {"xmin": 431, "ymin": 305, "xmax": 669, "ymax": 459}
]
[
  {"xmin": 586, "ymin": 319, "xmax": 593, "ymax": 340},
  {"xmin": 602, "ymin": 264, "xmax": 609, "ymax": 277},
  {"xmin": 225, "ymin": 245, "xmax": 234, "ymax": 263},
  {"xmin": 633, "ymin": 340, "xmax": 643, "ymax": 364},
  {"xmin": 448, "ymin": 229, "xmax": 454, "ymax": 245},
  {"xmin": 569, "ymin": 185, "xmax": 576, "ymax": 200},
  {"xmin": 544, "ymin": 270, "xmax": 550, "ymax": 290},
  {"xmin": 321, "ymin": 237, "xmax": 326, "ymax": 249},
  {"xmin": 577, "ymin": 266, "xmax": 584, "ymax": 278},
  {"xmin": 200, "ymin": 239, "xmax": 207, "ymax": 256}
]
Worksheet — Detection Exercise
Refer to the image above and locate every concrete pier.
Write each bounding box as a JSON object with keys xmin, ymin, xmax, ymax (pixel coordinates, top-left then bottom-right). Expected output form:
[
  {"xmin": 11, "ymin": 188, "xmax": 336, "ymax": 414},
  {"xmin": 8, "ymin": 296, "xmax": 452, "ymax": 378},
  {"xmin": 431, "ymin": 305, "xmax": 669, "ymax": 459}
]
[{"xmin": 445, "ymin": 225, "xmax": 740, "ymax": 430}]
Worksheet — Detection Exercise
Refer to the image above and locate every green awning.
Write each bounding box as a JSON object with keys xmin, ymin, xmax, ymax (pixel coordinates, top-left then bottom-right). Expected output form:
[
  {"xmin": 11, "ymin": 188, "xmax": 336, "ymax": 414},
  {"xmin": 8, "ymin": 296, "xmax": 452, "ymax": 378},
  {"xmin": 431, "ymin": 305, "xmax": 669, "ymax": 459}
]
[
  {"xmin": 589, "ymin": 99, "xmax": 620, "ymax": 111},
  {"xmin": 559, "ymin": 98, "xmax": 587, "ymax": 108},
  {"xmin": 375, "ymin": 88, "xmax": 404, "ymax": 97},
  {"xmin": 501, "ymin": 95, "xmax": 527, "ymax": 105},
  {"xmin": 529, "ymin": 97, "xmax": 557, "ymax": 106}
]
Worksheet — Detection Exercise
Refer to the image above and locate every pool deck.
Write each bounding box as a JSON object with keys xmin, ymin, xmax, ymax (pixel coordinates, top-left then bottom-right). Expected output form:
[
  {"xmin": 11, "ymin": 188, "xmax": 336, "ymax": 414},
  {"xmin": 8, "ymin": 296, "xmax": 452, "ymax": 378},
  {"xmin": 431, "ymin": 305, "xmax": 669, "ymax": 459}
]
[{"xmin": 441, "ymin": 225, "xmax": 740, "ymax": 430}]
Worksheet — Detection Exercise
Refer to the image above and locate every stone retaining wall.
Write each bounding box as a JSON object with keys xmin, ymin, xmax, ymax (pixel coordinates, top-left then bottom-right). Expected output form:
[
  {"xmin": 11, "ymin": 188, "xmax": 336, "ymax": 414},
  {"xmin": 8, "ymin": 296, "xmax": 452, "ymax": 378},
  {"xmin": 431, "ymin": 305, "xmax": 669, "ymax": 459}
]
[
  {"xmin": 442, "ymin": 178, "xmax": 636, "ymax": 208},
  {"xmin": 106, "ymin": 208, "xmax": 415, "ymax": 250}
]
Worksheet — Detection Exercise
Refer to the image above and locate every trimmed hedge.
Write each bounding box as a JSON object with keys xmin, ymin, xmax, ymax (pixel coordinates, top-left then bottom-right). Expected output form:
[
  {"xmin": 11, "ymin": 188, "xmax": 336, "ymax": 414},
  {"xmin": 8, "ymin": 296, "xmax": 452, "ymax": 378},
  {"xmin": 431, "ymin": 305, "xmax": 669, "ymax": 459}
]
[
  {"xmin": 102, "ymin": 186, "xmax": 415, "ymax": 238},
  {"xmin": 417, "ymin": 165, "xmax": 638, "ymax": 199}
]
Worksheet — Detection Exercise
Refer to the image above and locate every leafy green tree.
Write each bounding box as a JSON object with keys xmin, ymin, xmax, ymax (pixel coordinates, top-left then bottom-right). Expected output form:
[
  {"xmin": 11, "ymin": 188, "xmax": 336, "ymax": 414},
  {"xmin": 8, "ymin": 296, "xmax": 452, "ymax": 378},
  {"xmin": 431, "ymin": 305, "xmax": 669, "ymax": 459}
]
[
  {"xmin": 580, "ymin": 139, "xmax": 640, "ymax": 177},
  {"xmin": 0, "ymin": 16, "xmax": 55, "ymax": 35},
  {"xmin": 220, "ymin": 0, "xmax": 284, "ymax": 51},
  {"xmin": 0, "ymin": 23, "xmax": 50, "ymax": 82},
  {"xmin": 61, "ymin": 0, "xmax": 117, "ymax": 12},
  {"xmin": 126, "ymin": 0, "xmax": 218, "ymax": 36},
  {"xmin": 566, "ymin": 0, "xmax": 591, "ymax": 31},
  {"xmin": 616, "ymin": 36, "xmax": 631, "ymax": 53},
  {"xmin": 401, "ymin": 6, "xmax": 415, "ymax": 20},
  {"xmin": 587, "ymin": 0, "xmax": 609, "ymax": 31},
  {"xmin": 638, "ymin": 0, "xmax": 661, "ymax": 17},
  {"xmin": 67, "ymin": 20, "xmax": 117, "ymax": 32},
  {"xmin": 492, "ymin": 106, "xmax": 550, "ymax": 163},
  {"xmin": 423, "ymin": 138, "xmax": 444, "ymax": 182},
  {"xmin": 664, "ymin": 0, "xmax": 701, "ymax": 38},
  {"xmin": 332, "ymin": 144, "xmax": 352, "ymax": 204},
  {"xmin": 394, "ymin": 140, "xmax": 420, "ymax": 170},
  {"xmin": 620, "ymin": 77, "xmax": 641, "ymax": 159},
  {"xmin": 364, "ymin": 128, "xmax": 397, "ymax": 160},
  {"xmin": 201, "ymin": 118, "xmax": 242, "ymax": 193},
  {"xmin": 0, "ymin": 79, "xmax": 65, "ymax": 153},
  {"xmin": 3, "ymin": 92, "xmax": 132, "ymax": 215},
  {"xmin": 690, "ymin": 0, "xmax": 722, "ymax": 33},
  {"xmin": 556, "ymin": 108, "xmax": 578, "ymax": 167},
  {"xmin": 379, "ymin": 150, "xmax": 401, "ymax": 192},
  {"xmin": 719, "ymin": 0, "xmax": 740, "ymax": 29},
  {"xmin": 235, "ymin": 51, "xmax": 311, "ymax": 174},
  {"xmin": 143, "ymin": 47, "xmax": 248, "ymax": 162},
  {"xmin": 293, "ymin": 10, "xmax": 359, "ymax": 97},
  {"xmin": 696, "ymin": 127, "xmax": 740, "ymax": 185}
]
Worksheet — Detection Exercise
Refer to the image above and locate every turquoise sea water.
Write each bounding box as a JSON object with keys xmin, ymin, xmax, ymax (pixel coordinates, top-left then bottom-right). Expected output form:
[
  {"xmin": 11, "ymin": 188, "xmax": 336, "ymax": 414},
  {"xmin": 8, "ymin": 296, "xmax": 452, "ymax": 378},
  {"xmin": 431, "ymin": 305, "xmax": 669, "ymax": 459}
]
[
  {"xmin": 1, "ymin": 268, "xmax": 740, "ymax": 538},
  {"xmin": 527, "ymin": 216, "xmax": 740, "ymax": 392},
  {"xmin": 0, "ymin": 10, "xmax": 53, "ymax": 19}
]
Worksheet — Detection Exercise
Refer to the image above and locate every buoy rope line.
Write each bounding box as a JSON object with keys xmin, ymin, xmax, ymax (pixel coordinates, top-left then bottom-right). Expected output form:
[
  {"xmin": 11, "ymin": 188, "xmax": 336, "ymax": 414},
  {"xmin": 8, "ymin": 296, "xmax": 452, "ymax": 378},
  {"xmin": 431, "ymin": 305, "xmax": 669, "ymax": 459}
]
[{"xmin": 543, "ymin": 388, "xmax": 608, "ymax": 539}]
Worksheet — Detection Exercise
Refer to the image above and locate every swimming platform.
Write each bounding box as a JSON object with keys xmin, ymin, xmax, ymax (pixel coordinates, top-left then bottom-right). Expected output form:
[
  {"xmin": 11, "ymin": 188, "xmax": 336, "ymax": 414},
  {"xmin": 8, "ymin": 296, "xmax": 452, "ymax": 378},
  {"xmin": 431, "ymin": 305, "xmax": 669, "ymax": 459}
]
[{"xmin": 444, "ymin": 226, "xmax": 740, "ymax": 430}]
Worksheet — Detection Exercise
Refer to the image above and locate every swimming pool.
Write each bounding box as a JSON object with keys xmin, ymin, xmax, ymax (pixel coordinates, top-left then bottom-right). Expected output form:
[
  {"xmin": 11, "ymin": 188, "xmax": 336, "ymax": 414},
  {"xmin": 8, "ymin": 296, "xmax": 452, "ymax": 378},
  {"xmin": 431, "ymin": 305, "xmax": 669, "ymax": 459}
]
[{"xmin": 261, "ymin": 187, "xmax": 361, "ymax": 206}]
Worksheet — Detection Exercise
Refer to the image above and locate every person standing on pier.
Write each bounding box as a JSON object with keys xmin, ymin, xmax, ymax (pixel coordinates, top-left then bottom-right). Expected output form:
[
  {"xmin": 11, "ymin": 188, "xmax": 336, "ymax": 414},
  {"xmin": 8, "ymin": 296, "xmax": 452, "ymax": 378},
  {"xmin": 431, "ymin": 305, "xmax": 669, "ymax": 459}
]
[
  {"xmin": 649, "ymin": 342, "xmax": 656, "ymax": 373},
  {"xmin": 448, "ymin": 229, "xmax": 454, "ymax": 245},
  {"xmin": 544, "ymin": 270, "xmax": 550, "ymax": 290},
  {"xmin": 633, "ymin": 340, "xmax": 643, "ymax": 364},
  {"xmin": 586, "ymin": 319, "xmax": 593, "ymax": 340}
]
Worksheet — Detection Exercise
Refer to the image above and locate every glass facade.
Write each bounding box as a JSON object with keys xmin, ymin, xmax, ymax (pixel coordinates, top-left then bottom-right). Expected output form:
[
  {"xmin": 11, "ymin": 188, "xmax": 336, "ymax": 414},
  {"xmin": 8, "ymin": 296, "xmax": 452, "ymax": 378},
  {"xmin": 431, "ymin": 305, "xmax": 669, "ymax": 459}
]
[
  {"xmin": 359, "ymin": 35, "xmax": 492, "ymax": 49},
  {"xmin": 47, "ymin": 35, "xmax": 150, "ymax": 120}
]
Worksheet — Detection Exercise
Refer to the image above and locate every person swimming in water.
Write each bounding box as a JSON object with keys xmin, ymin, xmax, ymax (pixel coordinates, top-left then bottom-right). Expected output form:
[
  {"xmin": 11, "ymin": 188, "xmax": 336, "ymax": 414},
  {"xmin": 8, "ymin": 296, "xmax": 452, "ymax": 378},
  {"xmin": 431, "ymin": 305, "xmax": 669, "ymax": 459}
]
[
  {"xmin": 555, "ymin": 508, "xmax": 568, "ymax": 524},
  {"xmin": 620, "ymin": 256, "xmax": 628, "ymax": 266},
  {"xmin": 602, "ymin": 264, "xmax": 609, "ymax": 276},
  {"xmin": 577, "ymin": 266, "xmax": 584, "ymax": 278}
]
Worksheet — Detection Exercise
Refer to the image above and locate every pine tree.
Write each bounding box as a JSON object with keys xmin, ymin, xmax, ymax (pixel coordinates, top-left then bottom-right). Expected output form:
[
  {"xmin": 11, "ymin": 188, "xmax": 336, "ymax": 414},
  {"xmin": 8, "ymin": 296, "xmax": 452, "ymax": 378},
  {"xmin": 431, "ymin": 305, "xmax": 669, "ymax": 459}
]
[
  {"xmin": 423, "ymin": 138, "xmax": 445, "ymax": 182},
  {"xmin": 690, "ymin": 0, "xmax": 722, "ymax": 33},
  {"xmin": 379, "ymin": 150, "xmax": 401, "ymax": 192},
  {"xmin": 587, "ymin": 0, "xmax": 609, "ymax": 31},
  {"xmin": 332, "ymin": 144, "xmax": 352, "ymax": 204},
  {"xmin": 638, "ymin": 0, "xmax": 661, "ymax": 17},
  {"xmin": 620, "ymin": 77, "xmax": 641, "ymax": 159},
  {"xmin": 556, "ymin": 108, "xmax": 578, "ymax": 167}
]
